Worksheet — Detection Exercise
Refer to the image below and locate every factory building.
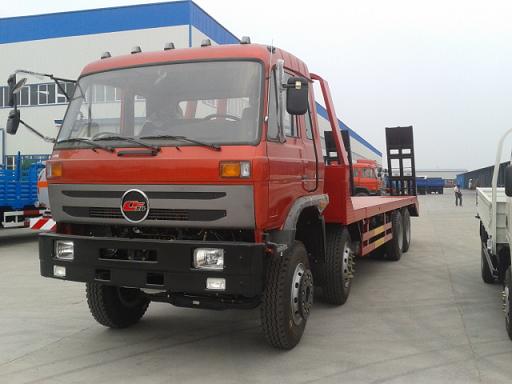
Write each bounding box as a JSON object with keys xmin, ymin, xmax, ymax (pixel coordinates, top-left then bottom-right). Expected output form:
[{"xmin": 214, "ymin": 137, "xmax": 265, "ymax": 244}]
[
  {"xmin": 456, "ymin": 163, "xmax": 509, "ymax": 189},
  {"xmin": 0, "ymin": 1, "xmax": 381, "ymax": 168}
]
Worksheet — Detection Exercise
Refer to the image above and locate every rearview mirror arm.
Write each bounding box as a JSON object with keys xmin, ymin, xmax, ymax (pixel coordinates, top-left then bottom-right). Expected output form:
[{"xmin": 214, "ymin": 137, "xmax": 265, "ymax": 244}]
[
  {"xmin": 14, "ymin": 69, "xmax": 76, "ymax": 101},
  {"xmin": 19, "ymin": 119, "xmax": 56, "ymax": 143}
]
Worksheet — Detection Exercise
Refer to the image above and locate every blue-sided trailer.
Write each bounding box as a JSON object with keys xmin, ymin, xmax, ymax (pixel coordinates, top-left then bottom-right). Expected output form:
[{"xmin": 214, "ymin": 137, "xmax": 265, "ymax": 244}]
[
  {"xmin": 0, "ymin": 153, "xmax": 45, "ymax": 228},
  {"xmin": 416, "ymin": 177, "xmax": 444, "ymax": 195}
]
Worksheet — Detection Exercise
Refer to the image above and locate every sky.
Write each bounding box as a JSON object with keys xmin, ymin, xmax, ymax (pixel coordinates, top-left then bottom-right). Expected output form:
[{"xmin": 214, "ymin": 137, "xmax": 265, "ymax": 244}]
[{"xmin": 2, "ymin": 0, "xmax": 512, "ymax": 170}]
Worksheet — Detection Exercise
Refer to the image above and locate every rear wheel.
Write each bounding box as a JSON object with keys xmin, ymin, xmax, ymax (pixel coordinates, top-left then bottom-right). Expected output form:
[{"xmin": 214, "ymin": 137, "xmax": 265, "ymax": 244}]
[
  {"xmin": 321, "ymin": 226, "xmax": 354, "ymax": 305},
  {"xmin": 261, "ymin": 241, "xmax": 314, "ymax": 349},
  {"xmin": 481, "ymin": 243, "xmax": 495, "ymax": 284},
  {"xmin": 355, "ymin": 191, "xmax": 369, "ymax": 197},
  {"xmin": 86, "ymin": 283, "xmax": 150, "ymax": 328},
  {"xmin": 401, "ymin": 208, "xmax": 411, "ymax": 253},
  {"xmin": 505, "ymin": 267, "xmax": 512, "ymax": 340},
  {"xmin": 385, "ymin": 211, "xmax": 403, "ymax": 261}
]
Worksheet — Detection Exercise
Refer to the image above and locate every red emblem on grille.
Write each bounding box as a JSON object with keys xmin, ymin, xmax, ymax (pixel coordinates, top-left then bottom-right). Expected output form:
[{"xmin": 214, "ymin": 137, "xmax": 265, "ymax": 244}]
[{"xmin": 122, "ymin": 201, "xmax": 147, "ymax": 212}]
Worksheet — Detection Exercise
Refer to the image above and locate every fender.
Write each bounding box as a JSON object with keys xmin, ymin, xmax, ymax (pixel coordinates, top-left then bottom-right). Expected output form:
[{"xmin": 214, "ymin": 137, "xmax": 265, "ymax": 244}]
[{"xmin": 267, "ymin": 194, "xmax": 329, "ymax": 250}]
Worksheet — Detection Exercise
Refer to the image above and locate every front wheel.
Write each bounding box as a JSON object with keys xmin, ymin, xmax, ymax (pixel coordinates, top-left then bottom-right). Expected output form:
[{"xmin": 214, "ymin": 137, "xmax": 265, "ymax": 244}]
[
  {"xmin": 505, "ymin": 267, "xmax": 512, "ymax": 340},
  {"xmin": 261, "ymin": 241, "xmax": 314, "ymax": 349},
  {"xmin": 86, "ymin": 283, "xmax": 150, "ymax": 328}
]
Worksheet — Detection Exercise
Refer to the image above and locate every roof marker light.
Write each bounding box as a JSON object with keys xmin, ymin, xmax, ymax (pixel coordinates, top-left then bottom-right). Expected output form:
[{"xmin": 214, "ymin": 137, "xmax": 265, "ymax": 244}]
[
  {"xmin": 164, "ymin": 42, "xmax": 175, "ymax": 50},
  {"xmin": 131, "ymin": 46, "xmax": 142, "ymax": 54},
  {"xmin": 100, "ymin": 51, "xmax": 111, "ymax": 59},
  {"xmin": 241, "ymin": 36, "xmax": 251, "ymax": 44},
  {"xmin": 201, "ymin": 39, "xmax": 211, "ymax": 47}
]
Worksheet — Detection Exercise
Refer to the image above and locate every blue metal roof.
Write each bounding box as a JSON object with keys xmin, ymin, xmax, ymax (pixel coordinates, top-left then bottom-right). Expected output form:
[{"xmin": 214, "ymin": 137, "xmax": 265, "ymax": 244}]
[
  {"xmin": 0, "ymin": 1, "xmax": 238, "ymax": 45},
  {"xmin": 315, "ymin": 103, "xmax": 382, "ymax": 157}
]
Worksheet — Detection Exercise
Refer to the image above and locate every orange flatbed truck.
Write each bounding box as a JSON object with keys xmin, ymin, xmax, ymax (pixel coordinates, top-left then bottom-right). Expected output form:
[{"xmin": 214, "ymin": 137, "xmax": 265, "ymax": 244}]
[
  {"xmin": 5, "ymin": 40, "xmax": 418, "ymax": 349},
  {"xmin": 352, "ymin": 159, "xmax": 382, "ymax": 196}
]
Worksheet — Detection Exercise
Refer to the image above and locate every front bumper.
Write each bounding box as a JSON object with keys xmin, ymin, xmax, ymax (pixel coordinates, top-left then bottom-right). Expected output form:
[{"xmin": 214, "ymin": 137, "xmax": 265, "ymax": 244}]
[{"xmin": 39, "ymin": 233, "xmax": 265, "ymax": 297}]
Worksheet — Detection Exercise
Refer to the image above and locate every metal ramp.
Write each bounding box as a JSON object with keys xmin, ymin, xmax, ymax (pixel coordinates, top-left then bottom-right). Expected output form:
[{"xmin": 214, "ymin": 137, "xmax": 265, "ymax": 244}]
[
  {"xmin": 386, "ymin": 126, "xmax": 416, "ymax": 196},
  {"xmin": 324, "ymin": 130, "xmax": 355, "ymax": 195}
]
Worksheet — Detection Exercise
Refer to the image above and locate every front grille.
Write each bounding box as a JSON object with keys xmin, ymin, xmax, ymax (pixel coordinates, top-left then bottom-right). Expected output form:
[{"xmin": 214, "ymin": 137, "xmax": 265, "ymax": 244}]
[
  {"xmin": 63, "ymin": 206, "xmax": 226, "ymax": 222},
  {"xmin": 89, "ymin": 207, "xmax": 122, "ymax": 219},
  {"xmin": 61, "ymin": 190, "xmax": 226, "ymax": 200}
]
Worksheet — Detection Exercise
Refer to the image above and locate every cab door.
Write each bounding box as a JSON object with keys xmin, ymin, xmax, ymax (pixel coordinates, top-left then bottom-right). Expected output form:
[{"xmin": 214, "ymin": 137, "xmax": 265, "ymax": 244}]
[
  {"xmin": 266, "ymin": 70, "xmax": 306, "ymax": 227},
  {"xmin": 299, "ymin": 98, "xmax": 318, "ymax": 192}
]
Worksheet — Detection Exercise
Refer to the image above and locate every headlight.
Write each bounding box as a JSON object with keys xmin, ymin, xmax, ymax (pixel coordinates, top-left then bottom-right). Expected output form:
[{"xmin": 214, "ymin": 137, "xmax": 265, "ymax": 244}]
[
  {"xmin": 55, "ymin": 240, "xmax": 74, "ymax": 260},
  {"xmin": 206, "ymin": 277, "xmax": 226, "ymax": 291},
  {"xmin": 193, "ymin": 248, "xmax": 224, "ymax": 270}
]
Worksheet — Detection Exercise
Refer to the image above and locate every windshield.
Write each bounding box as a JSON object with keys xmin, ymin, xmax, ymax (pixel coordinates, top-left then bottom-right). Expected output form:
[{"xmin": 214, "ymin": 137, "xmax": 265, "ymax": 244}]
[{"xmin": 56, "ymin": 61, "xmax": 262, "ymax": 148}]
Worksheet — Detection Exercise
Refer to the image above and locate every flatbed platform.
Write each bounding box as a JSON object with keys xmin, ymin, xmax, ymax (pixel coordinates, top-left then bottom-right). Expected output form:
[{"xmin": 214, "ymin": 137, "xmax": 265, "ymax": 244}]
[
  {"xmin": 349, "ymin": 195, "xmax": 419, "ymax": 223},
  {"xmin": 477, "ymin": 187, "xmax": 508, "ymax": 245}
]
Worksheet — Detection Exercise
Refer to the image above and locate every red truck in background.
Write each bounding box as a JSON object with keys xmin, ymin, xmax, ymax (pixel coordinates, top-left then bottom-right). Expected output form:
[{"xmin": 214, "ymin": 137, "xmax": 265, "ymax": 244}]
[
  {"xmin": 5, "ymin": 40, "xmax": 418, "ymax": 349},
  {"xmin": 353, "ymin": 159, "xmax": 382, "ymax": 196}
]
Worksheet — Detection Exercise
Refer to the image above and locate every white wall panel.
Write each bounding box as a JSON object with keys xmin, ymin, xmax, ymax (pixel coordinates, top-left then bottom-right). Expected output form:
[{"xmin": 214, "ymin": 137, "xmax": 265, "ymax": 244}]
[{"xmin": 0, "ymin": 25, "xmax": 189, "ymax": 156}]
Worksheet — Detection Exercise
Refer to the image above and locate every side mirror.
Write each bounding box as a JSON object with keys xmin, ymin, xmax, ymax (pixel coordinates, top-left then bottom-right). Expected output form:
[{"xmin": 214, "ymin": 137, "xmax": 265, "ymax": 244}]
[
  {"xmin": 7, "ymin": 74, "xmax": 27, "ymax": 107},
  {"xmin": 6, "ymin": 109, "xmax": 20, "ymax": 135},
  {"xmin": 286, "ymin": 77, "xmax": 309, "ymax": 115},
  {"xmin": 505, "ymin": 164, "xmax": 512, "ymax": 197},
  {"xmin": 7, "ymin": 74, "xmax": 17, "ymax": 107}
]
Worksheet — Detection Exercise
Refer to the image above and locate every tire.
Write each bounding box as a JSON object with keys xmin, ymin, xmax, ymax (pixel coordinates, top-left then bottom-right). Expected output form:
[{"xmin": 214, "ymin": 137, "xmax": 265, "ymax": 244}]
[
  {"xmin": 385, "ymin": 210, "xmax": 403, "ymax": 261},
  {"xmin": 481, "ymin": 244, "xmax": 495, "ymax": 284},
  {"xmin": 261, "ymin": 241, "xmax": 314, "ymax": 349},
  {"xmin": 86, "ymin": 282, "xmax": 150, "ymax": 328},
  {"xmin": 505, "ymin": 267, "xmax": 512, "ymax": 340},
  {"xmin": 321, "ymin": 226, "xmax": 354, "ymax": 305},
  {"xmin": 355, "ymin": 191, "xmax": 369, "ymax": 197},
  {"xmin": 401, "ymin": 208, "xmax": 411, "ymax": 253}
]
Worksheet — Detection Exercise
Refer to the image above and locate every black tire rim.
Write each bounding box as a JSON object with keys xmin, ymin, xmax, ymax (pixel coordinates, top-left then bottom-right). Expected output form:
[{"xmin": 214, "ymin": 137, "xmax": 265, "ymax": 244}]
[{"xmin": 298, "ymin": 270, "xmax": 314, "ymax": 321}]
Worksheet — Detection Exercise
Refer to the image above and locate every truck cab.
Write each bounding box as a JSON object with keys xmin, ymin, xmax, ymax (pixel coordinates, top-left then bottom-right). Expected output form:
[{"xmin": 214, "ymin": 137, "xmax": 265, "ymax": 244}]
[{"xmin": 352, "ymin": 159, "xmax": 381, "ymax": 196}]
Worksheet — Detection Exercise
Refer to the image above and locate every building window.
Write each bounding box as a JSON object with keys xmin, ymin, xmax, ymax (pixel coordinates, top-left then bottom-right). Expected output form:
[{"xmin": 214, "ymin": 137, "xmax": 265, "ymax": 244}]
[
  {"xmin": 30, "ymin": 85, "xmax": 38, "ymax": 106},
  {"xmin": 38, "ymin": 84, "xmax": 49, "ymax": 105},
  {"xmin": 105, "ymin": 86, "xmax": 116, "ymax": 102},
  {"xmin": 5, "ymin": 156, "xmax": 16, "ymax": 170},
  {"xmin": 57, "ymin": 82, "xmax": 74, "ymax": 103},
  {"xmin": 0, "ymin": 81, "xmax": 77, "ymax": 107},
  {"xmin": 94, "ymin": 85, "xmax": 105, "ymax": 103},
  {"xmin": 19, "ymin": 86, "xmax": 30, "ymax": 106}
]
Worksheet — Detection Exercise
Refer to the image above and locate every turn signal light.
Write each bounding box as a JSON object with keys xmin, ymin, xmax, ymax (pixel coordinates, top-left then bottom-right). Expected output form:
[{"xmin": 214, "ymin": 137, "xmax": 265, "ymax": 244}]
[
  {"xmin": 219, "ymin": 161, "xmax": 251, "ymax": 178},
  {"xmin": 47, "ymin": 162, "xmax": 62, "ymax": 178}
]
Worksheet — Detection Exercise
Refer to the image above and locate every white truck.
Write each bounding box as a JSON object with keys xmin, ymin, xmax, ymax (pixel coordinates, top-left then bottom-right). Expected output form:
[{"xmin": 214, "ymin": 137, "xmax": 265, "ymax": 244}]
[{"xmin": 476, "ymin": 129, "xmax": 512, "ymax": 340}]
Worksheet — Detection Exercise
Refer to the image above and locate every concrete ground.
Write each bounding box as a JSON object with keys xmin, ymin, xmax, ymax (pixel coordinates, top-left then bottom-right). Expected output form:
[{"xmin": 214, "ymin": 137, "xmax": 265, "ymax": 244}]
[{"xmin": 0, "ymin": 191, "xmax": 511, "ymax": 384}]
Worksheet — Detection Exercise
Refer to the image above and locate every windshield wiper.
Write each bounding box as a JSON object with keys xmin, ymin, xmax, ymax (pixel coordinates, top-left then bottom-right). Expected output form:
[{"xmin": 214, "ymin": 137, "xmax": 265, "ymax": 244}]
[
  {"xmin": 139, "ymin": 135, "xmax": 221, "ymax": 151},
  {"xmin": 56, "ymin": 138, "xmax": 114, "ymax": 152},
  {"xmin": 93, "ymin": 136, "xmax": 161, "ymax": 152}
]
